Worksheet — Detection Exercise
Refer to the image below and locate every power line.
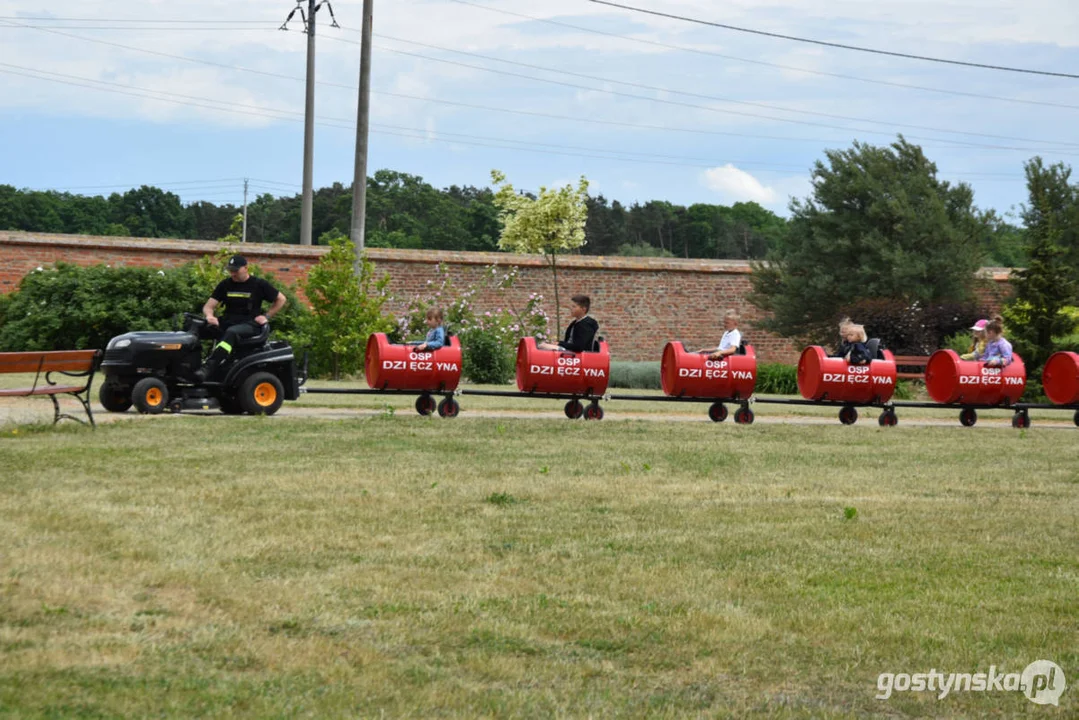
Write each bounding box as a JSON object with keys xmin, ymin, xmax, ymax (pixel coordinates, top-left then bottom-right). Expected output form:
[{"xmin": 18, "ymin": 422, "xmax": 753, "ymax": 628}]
[
  {"xmin": 0, "ymin": 16, "xmax": 279, "ymax": 23},
  {"xmin": 7, "ymin": 18, "xmax": 1074, "ymax": 155},
  {"xmin": 358, "ymin": 30, "xmax": 1079, "ymax": 148},
  {"xmin": 0, "ymin": 62, "xmax": 1032, "ymax": 179},
  {"xmin": 12, "ymin": 7, "xmax": 1074, "ymax": 111},
  {"xmin": 448, "ymin": 0, "xmax": 1079, "ymax": 112},
  {"xmin": 587, "ymin": 0, "xmax": 1079, "ymax": 80},
  {"xmin": 0, "ymin": 25, "xmax": 276, "ymax": 31},
  {"xmin": 327, "ymin": 34, "xmax": 1079, "ymax": 152}
]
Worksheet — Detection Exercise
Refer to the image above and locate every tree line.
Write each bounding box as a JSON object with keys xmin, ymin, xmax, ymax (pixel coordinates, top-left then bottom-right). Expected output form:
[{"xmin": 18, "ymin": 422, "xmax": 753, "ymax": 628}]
[{"xmin": 0, "ymin": 166, "xmax": 1024, "ymax": 265}]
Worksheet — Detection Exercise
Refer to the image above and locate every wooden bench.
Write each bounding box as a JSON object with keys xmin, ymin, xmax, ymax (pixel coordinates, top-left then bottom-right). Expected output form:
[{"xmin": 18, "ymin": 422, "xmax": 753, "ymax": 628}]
[
  {"xmin": 0, "ymin": 350, "xmax": 103, "ymax": 427},
  {"xmin": 893, "ymin": 355, "xmax": 931, "ymax": 381}
]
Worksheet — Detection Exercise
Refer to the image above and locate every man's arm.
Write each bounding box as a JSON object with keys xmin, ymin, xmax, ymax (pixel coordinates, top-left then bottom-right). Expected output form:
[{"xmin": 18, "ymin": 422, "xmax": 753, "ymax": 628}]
[
  {"xmin": 258, "ymin": 293, "xmax": 287, "ymax": 325},
  {"xmin": 203, "ymin": 298, "xmax": 220, "ymax": 326}
]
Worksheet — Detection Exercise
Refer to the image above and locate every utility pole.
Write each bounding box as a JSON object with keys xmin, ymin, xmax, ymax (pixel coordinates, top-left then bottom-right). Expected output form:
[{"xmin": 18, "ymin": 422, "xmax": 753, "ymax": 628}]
[
  {"xmin": 350, "ymin": 0, "xmax": 374, "ymax": 273},
  {"xmin": 281, "ymin": 0, "xmax": 338, "ymax": 246},
  {"xmin": 242, "ymin": 178, "xmax": 249, "ymax": 243}
]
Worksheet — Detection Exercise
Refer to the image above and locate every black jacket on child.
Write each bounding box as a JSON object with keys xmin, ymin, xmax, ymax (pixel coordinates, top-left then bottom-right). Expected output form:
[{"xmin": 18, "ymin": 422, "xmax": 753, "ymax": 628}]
[
  {"xmin": 558, "ymin": 316, "xmax": 599, "ymax": 353},
  {"xmin": 832, "ymin": 340, "xmax": 871, "ymax": 365}
]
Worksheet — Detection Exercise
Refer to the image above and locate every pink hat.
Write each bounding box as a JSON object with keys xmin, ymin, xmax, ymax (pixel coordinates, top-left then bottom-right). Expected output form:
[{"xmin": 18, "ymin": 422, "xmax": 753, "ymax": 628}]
[{"xmin": 970, "ymin": 319, "xmax": 988, "ymax": 331}]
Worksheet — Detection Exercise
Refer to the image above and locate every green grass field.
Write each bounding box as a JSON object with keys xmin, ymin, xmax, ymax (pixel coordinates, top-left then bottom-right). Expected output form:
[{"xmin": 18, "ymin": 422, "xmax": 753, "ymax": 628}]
[{"xmin": 1, "ymin": 411, "xmax": 1076, "ymax": 717}]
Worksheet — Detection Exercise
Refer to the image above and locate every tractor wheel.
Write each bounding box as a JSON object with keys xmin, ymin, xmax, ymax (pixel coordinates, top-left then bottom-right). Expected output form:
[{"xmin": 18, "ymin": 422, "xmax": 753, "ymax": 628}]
[
  {"xmin": 239, "ymin": 372, "xmax": 284, "ymax": 416},
  {"xmin": 708, "ymin": 402, "xmax": 728, "ymax": 423},
  {"xmin": 132, "ymin": 377, "xmax": 168, "ymax": 415},
  {"xmin": 98, "ymin": 383, "xmax": 132, "ymax": 413}
]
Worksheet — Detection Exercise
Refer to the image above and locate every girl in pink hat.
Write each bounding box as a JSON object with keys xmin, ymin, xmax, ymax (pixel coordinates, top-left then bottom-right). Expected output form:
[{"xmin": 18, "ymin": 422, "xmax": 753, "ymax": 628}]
[{"xmin": 960, "ymin": 318, "xmax": 988, "ymax": 361}]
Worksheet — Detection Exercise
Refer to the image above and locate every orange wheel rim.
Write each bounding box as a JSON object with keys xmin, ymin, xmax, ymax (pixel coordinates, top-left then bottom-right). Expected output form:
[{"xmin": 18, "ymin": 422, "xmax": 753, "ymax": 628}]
[
  {"xmin": 146, "ymin": 387, "xmax": 163, "ymax": 405},
  {"xmin": 254, "ymin": 382, "xmax": 277, "ymax": 407}
]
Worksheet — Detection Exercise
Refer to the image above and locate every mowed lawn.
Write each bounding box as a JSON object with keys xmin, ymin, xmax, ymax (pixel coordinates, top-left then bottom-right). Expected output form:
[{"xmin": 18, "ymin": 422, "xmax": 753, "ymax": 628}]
[{"xmin": 0, "ymin": 414, "xmax": 1076, "ymax": 718}]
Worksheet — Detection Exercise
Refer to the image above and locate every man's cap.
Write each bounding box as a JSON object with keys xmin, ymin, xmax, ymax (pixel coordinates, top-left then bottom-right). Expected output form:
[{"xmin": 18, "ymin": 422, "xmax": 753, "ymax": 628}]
[
  {"xmin": 227, "ymin": 255, "xmax": 248, "ymax": 270},
  {"xmin": 970, "ymin": 318, "xmax": 988, "ymax": 331}
]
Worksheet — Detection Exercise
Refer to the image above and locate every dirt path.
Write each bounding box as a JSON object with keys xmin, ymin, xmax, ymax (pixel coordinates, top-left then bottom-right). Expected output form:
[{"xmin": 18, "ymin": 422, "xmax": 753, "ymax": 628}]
[{"xmin": 2, "ymin": 395, "xmax": 1075, "ymax": 430}]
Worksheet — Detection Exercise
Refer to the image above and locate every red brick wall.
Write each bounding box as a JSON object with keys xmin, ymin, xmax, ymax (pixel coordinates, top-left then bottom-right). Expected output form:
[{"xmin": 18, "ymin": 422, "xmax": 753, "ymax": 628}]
[{"xmin": 0, "ymin": 231, "xmax": 1013, "ymax": 363}]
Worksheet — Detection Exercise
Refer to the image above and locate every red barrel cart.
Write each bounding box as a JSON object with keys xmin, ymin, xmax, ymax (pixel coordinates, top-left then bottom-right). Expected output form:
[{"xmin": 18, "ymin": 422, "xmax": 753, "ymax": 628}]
[
  {"xmin": 657, "ymin": 341, "xmax": 757, "ymax": 423},
  {"xmin": 923, "ymin": 349, "xmax": 1026, "ymax": 427}
]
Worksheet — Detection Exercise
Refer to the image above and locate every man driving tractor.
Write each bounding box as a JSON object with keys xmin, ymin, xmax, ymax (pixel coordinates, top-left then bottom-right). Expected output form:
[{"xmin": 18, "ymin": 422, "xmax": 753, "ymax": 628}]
[{"xmin": 195, "ymin": 255, "xmax": 286, "ymax": 382}]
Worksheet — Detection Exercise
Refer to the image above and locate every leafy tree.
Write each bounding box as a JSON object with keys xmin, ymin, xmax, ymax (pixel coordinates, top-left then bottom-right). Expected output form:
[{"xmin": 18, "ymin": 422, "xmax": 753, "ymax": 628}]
[
  {"xmin": 1002, "ymin": 158, "xmax": 1079, "ymax": 376},
  {"xmin": 750, "ymin": 137, "xmax": 987, "ymax": 342},
  {"xmin": 297, "ymin": 230, "xmax": 396, "ymax": 379},
  {"xmin": 491, "ymin": 170, "xmax": 589, "ymax": 330},
  {"xmin": 107, "ymin": 185, "xmax": 193, "ymax": 238}
]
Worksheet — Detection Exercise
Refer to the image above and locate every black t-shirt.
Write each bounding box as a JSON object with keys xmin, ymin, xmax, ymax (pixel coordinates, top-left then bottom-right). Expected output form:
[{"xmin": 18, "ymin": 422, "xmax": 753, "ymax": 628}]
[{"xmin": 211, "ymin": 276, "xmax": 280, "ymax": 320}]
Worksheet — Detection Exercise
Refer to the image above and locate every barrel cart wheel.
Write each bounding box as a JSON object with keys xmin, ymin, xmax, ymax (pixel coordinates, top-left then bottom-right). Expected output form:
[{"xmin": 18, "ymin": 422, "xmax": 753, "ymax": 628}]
[
  {"xmin": 584, "ymin": 402, "xmax": 604, "ymax": 421},
  {"xmin": 959, "ymin": 408, "xmax": 978, "ymax": 427},
  {"xmin": 1074, "ymin": 409, "xmax": 1079, "ymax": 427},
  {"xmin": 564, "ymin": 399, "xmax": 584, "ymax": 419},
  {"xmin": 415, "ymin": 393, "xmax": 437, "ymax": 416},
  {"xmin": 838, "ymin": 405, "xmax": 858, "ymax": 425},
  {"xmin": 878, "ymin": 409, "xmax": 898, "ymax": 427},
  {"xmin": 1011, "ymin": 410, "xmax": 1030, "ymax": 429},
  {"xmin": 437, "ymin": 397, "xmax": 460, "ymax": 418},
  {"xmin": 708, "ymin": 402, "xmax": 728, "ymax": 423},
  {"xmin": 733, "ymin": 407, "xmax": 754, "ymax": 425}
]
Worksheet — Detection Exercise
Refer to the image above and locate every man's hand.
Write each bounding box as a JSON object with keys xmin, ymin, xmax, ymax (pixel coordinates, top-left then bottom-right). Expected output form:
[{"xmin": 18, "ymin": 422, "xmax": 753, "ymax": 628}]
[
  {"xmin": 255, "ymin": 315, "xmax": 269, "ymax": 326},
  {"xmin": 206, "ymin": 316, "xmax": 220, "ymax": 327}
]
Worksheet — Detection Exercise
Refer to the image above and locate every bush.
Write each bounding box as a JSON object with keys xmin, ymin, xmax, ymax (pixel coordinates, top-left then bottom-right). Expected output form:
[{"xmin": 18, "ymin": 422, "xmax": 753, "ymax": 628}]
[
  {"xmin": 755, "ymin": 363, "xmax": 798, "ymax": 395},
  {"xmin": 297, "ymin": 233, "xmax": 395, "ymax": 380},
  {"xmin": 837, "ymin": 298, "xmax": 984, "ymax": 355},
  {"xmin": 609, "ymin": 361, "xmax": 661, "ymax": 389},
  {"xmin": 401, "ymin": 263, "xmax": 549, "ymax": 385},
  {"xmin": 463, "ymin": 328, "xmax": 515, "ymax": 384},
  {"xmin": 0, "ymin": 262, "xmax": 205, "ymax": 351},
  {"xmin": 0, "ymin": 258, "xmax": 307, "ymax": 353}
]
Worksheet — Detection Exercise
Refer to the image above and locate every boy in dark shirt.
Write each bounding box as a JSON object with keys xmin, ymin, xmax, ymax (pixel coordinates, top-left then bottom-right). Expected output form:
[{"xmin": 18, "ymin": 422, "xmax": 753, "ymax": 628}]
[
  {"xmin": 538, "ymin": 295, "xmax": 599, "ymax": 353},
  {"xmin": 194, "ymin": 255, "xmax": 286, "ymax": 381}
]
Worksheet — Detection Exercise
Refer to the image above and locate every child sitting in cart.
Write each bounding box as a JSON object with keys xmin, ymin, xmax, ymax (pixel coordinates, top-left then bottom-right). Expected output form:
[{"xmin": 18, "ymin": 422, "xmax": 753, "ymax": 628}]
[
  {"xmin": 981, "ymin": 315, "xmax": 1013, "ymax": 367},
  {"xmin": 702, "ymin": 309, "xmax": 741, "ymax": 360},
  {"xmin": 960, "ymin": 318, "xmax": 988, "ymax": 361},
  {"xmin": 832, "ymin": 318, "xmax": 871, "ymax": 365},
  {"xmin": 405, "ymin": 307, "xmax": 446, "ymax": 352}
]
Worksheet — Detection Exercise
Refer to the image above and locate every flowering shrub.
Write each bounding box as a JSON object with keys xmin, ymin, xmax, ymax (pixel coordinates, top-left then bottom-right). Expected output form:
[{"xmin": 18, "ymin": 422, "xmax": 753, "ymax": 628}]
[{"xmin": 401, "ymin": 264, "xmax": 549, "ymax": 384}]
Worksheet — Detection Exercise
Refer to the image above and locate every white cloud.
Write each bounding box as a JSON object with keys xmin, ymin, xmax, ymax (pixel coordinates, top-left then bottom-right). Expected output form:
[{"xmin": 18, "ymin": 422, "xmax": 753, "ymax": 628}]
[{"xmin": 701, "ymin": 164, "xmax": 777, "ymax": 204}]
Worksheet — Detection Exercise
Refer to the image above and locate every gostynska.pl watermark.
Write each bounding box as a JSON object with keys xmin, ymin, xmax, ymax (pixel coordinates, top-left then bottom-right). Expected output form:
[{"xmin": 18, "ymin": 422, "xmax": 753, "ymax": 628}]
[{"xmin": 876, "ymin": 660, "xmax": 1066, "ymax": 705}]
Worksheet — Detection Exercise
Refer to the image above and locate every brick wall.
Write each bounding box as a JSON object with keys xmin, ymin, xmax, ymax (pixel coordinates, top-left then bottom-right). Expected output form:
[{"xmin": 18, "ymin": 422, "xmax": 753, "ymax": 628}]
[{"xmin": 0, "ymin": 231, "xmax": 1013, "ymax": 363}]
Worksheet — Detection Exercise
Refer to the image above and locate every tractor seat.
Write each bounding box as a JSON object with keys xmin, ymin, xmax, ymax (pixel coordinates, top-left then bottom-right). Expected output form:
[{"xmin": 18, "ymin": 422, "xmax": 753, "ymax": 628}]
[{"xmin": 234, "ymin": 323, "xmax": 271, "ymax": 350}]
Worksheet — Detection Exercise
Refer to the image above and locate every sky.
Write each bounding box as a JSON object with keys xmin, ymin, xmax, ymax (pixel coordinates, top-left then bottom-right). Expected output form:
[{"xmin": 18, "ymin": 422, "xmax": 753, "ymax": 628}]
[{"xmin": 1, "ymin": 0, "xmax": 1078, "ymax": 222}]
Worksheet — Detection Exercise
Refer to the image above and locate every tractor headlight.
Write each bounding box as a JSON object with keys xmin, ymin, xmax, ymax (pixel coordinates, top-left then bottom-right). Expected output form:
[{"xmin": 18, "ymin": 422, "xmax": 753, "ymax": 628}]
[{"xmin": 109, "ymin": 338, "xmax": 132, "ymax": 350}]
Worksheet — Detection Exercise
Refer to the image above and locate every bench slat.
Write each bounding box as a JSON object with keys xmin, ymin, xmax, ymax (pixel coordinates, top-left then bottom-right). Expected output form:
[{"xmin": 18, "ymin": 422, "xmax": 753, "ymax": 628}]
[
  {"xmin": 0, "ymin": 350, "xmax": 98, "ymax": 375},
  {"xmin": 0, "ymin": 385, "xmax": 87, "ymax": 397}
]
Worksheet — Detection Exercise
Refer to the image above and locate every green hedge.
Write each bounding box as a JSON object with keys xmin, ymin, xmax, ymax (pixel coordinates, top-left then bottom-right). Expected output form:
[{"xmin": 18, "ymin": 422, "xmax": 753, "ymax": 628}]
[
  {"xmin": 609, "ymin": 361, "xmax": 662, "ymax": 390},
  {"xmin": 755, "ymin": 363, "xmax": 798, "ymax": 395}
]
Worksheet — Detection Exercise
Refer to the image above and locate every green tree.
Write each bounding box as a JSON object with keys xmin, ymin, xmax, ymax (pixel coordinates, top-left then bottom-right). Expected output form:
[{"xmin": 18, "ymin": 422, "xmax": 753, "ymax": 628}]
[
  {"xmin": 298, "ymin": 230, "xmax": 396, "ymax": 379},
  {"xmin": 1002, "ymin": 158, "xmax": 1079, "ymax": 377},
  {"xmin": 490, "ymin": 170, "xmax": 589, "ymax": 330},
  {"xmin": 750, "ymin": 137, "xmax": 986, "ymax": 342}
]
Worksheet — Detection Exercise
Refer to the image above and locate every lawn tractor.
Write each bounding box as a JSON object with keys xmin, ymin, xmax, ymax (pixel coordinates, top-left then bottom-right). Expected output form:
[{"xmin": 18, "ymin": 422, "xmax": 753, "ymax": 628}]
[{"xmin": 98, "ymin": 314, "xmax": 302, "ymax": 416}]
